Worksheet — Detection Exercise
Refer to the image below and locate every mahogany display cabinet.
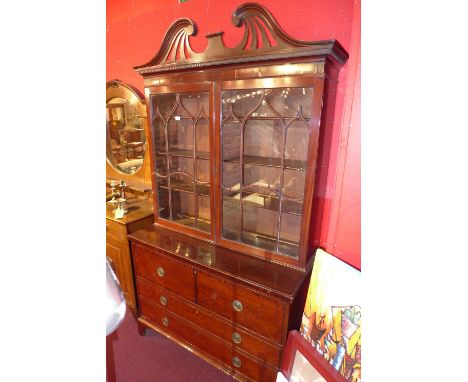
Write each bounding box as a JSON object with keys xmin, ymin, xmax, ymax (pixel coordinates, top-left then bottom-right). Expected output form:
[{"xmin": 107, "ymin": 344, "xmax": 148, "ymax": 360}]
[{"xmin": 128, "ymin": 3, "xmax": 348, "ymax": 381}]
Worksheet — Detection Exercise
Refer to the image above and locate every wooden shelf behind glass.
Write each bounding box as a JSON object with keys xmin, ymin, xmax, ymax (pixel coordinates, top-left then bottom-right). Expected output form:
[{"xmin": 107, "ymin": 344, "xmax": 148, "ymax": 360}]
[
  {"xmin": 158, "ymin": 179, "xmax": 210, "ymax": 196},
  {"xmin": 156, "ymin": 150, "xmax": 210, "ymax": 160},
  {"xmin": 223, "ymin": 155, "xmax": 306, "ymax": 171},
  {"xmin": 223, "ymin": 192, "xmax": 303, "ymax": 216},
  {"xmin": 222, "ymin": 228, "xmax": 299, "ymax": 258},
  {"xmin": 223, "ymin": 116, "xmax": 311, "ymax": 122},
  {"xmin": 172, "ymin": 214, "xmax": 211, "ymax": 232}
]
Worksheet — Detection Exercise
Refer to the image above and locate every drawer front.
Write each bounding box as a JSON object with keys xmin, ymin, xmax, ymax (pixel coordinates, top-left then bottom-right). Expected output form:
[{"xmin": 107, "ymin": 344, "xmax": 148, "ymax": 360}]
[
  {"xmin": 137, "ymin": 278, "xmax": 281, "ymax": 367},
  {"xmin": 197, "ymin": 271, "xmax": 285, "ymax": 343},
  {"xmin": 106, "ymin": 242, "xmax": 126, "ymax": 291},
  {"xmin": 140, "ymin": 297, "xmax": 225, "ymax": 364},
  {"xmin": 106, "ymin": 219, "xmax": 127, "ymax": 245},
  {"xmin": 223, "ymin": 347, "xmax": 278, "ymax": 382},
  {"xmin": 140, "ymin": 297, "xmax": 277, "ymax": 382},
  {"xmin": 133, "ymin": 244, "xmax": 195, "ymax": 301}
]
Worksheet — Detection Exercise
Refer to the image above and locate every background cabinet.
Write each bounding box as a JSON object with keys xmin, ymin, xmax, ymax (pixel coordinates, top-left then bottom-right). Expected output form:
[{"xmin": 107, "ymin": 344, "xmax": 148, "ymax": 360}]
[{"xmin": 106, "ymin": 198, "xmax": 154, "ymax": 312}]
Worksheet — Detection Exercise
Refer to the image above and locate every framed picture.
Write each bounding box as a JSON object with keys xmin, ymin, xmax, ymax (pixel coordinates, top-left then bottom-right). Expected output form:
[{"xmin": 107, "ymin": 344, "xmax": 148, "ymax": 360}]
[
  {"xmin": 279, "ymin": 330, "xmax": 347, "ymax": 382},
  {"xmin": 299, "ymin": 249, "xmax": 361, "ymax": 381}
]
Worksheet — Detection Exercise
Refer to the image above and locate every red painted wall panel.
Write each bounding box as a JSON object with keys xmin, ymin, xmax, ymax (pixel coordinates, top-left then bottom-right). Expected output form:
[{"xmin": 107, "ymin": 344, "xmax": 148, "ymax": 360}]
[
  {"xmin": 324, "ymin": 0, "xmax": 360, "ymax": 269},
  {"xmin": 106, "ymin": 0, "xmax": 361, "ymax": 268}
]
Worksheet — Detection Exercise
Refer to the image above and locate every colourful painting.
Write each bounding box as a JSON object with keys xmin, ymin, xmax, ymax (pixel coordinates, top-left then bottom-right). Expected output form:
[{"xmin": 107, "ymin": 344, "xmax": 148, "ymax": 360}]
[{"xmin": 300, "ymin": 249, "xmax": 361, "ymax": 382}]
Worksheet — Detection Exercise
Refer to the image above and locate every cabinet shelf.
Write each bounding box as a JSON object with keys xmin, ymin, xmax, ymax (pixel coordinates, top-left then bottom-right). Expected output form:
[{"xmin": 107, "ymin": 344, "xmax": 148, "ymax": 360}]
[
  {"xmin": 166, "ymin": 116, "xmax": 208, "ymax": 120},
  {"xmin": 224, "ymin": 155, "xmax": 306, "ymax": 171},
  {"xmin": 223, "ymin": 228, "xmax": 299, "ymax": 258},
  {"xmin": 156, "ymin": 150, "xmax": 210, "ymax": 160},
  {"xmin": 223, "ymin": 192, "xmax": 303, "ymax": 216},
  {"xmin": 172, "ymin": 214, "xmax": 211, "ymax": 232},
  {"xmin": 223, "ymin": 116, "xmax": 311, "ymax": 122},
  {"xmin": 159, "ymin": 179, "xmax": 210, "ymax": 196}
]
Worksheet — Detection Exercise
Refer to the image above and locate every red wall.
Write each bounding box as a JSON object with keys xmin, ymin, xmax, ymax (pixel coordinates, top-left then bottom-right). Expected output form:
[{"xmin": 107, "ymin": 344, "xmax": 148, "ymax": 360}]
[{"xmin": 107, "ymin": 0, "xmax": 361, "ymax": 269}]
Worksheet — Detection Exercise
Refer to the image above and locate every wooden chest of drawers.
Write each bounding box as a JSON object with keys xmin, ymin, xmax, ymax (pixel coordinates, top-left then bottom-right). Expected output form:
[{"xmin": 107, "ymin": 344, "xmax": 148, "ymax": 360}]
[{"xmin": 129, "ymin": 226, "xmax": 312, "ymax": 382}]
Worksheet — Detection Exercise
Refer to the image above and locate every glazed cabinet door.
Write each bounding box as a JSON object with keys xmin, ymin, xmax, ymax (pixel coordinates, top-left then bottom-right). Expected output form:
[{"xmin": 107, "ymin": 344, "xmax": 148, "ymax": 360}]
[
  {"xmin": 218, "ymin": 77, "xmax": 321, "ymax": 266},
  {"xmin": 148, "ymin": 84, "xmax": 214, "ymax": 240}
]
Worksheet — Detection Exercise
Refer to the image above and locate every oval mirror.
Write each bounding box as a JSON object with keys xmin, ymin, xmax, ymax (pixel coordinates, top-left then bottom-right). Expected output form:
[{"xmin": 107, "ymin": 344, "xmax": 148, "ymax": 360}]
[{"xmin": 106, "ymin": 80, "xmax": 147, "ymax": 174}]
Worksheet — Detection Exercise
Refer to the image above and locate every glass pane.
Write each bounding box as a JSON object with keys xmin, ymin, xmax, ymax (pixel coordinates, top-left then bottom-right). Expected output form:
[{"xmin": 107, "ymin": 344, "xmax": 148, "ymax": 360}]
[
  {"xmin": 155, "ymin": 154, "xmax": 168, "ymax": 177},
  {"xmin": 222, "ymin": 193, "xmax": 239, "ymax": 241},
  {"xmin": 244, "ymin": 164, "xmax": 280, "ymax": 194},
  {"xmin": 171, "ymin": 156, "xmax": 193, "ymax": 178},
  {"xmin": 196, "ymin": 119, "xmax": 210, "ymax": 156},
  {"xmin": 221, "ymin": 86, "xmax": 313, "ymax": 258},
  {"xmin": 242, "ymin": 203, "xmax": 278, "ymax": 252},
  {"xmin": 181, "ymin": 93, "xmax": 209, "ymax": 118},
  {"xmin": 197, "ymin": 159, "xmax": 210, "ymax": 183},
  {"xmin": 222, "ymin": 122, "xmax": 241, "ymax": 162},
  {"xmin": 283, "ymin": 169, "xmax": 305, "ymax": 200},
  {"xmin": 222, "ymin": 162, "xmax": 241, "ymax": 190},
  {"xmin": 285, "ymin": 122, "xmax": 309, "ymax": 167},
  {"xmin": 168, "ymin": 118, "xmax": 193, "ymax": 153},
  {"xmin": 151, "ymin": 91, "xmax": 211, "ymax": 233},
  {"xmin": 172, "ymin": 191, "xmax": 196, "ymax": 228},
  {"xmin": 269, "ymin": 87, "xmax": 313, "ymax": 118},
  {"xmin": 279, "ymin": 213, "xmax": 301, "ymax": 243},
  {"xmin": 157, "ymin": 187, "xmax": 170, "ymax": 219},
  {"xmin": 244, "ymin": 119, "xmax": 282, "ymax": 163},
  {"xmin": 197, "ymin": 195, "xmax": 211, "ymax": 232}
]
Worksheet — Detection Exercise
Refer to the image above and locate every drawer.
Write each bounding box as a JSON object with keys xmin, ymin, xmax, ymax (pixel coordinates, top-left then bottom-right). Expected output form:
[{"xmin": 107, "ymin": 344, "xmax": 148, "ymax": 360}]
[
  {"xmin": 106, "ymin": 219, "xmax": 127, "ymax": 245},
  {"xmin": 106, "ymin": 242, "xmax": 126, "ymax": 291},
  {"xmin": 139, "ymin": 297, "xmax": 277, "ymax": 382},
  {"xmin": 222, "ymin": 347, "xmax": 278, "ymax": 382},
  {"xmin": 133, "ymin": 244, "xmax": 195, "ymax": 301},
  {"xmin": 140, "ymin": 297, "xmax": 225, "ymax": 364},
  {"xmin": 137, "ymin": 278, "xmax": 281, "ymax": 367},
  {"xmin": 197, "ymin": 271, "xmax": 285, "ymax": 343}
]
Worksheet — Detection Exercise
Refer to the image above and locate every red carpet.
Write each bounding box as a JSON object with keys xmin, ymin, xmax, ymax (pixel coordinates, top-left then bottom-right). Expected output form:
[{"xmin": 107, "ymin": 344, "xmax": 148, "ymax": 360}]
[{"xmin": 107, "ymin": 309, "xmax": 234, "ymax": 381}]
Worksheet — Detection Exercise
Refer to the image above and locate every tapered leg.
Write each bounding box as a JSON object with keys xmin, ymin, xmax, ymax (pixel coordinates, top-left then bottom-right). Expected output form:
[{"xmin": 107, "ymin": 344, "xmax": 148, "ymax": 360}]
[{"xmin": 137, "ymin": 321, "xmax": 147, "ymax": 336}]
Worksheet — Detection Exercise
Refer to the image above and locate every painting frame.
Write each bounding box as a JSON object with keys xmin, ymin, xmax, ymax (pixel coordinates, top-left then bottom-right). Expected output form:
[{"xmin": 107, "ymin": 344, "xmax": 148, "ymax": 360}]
[{"xmin": 280, "ymin": 330, "xmax": 348, "ymax": 382}]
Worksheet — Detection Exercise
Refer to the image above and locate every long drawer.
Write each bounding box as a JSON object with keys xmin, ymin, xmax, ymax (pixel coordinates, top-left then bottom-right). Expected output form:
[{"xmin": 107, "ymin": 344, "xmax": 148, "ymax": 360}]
[
  {"xmin": 139, "ymin": 297, "xmax": 278, "ymax": 382},
  {"xmin": 132, "ymin": 244, "xmax": 196, "ymax": 301},
  {"xmin": 197, "ymin": 270, "xmax": 285, "ymax": 344},
  {"xmin": 137, "ymin": 278, "xmax": 281, "ymax": 367}
]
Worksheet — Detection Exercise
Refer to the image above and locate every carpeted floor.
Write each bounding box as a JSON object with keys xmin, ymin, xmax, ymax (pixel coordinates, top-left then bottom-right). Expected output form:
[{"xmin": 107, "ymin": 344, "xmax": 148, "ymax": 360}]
[{"xmin": 107, "ymin": 308, "xmax": 234, "ymax": 381}]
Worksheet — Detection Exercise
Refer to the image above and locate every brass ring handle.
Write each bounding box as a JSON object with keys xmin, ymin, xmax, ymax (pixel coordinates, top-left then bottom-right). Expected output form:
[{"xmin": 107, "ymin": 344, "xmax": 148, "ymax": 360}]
[
  {"xmin": 162, "ymin": 317, "xmax": 169, "ymax": 327},
  {"xmin": 232, "ymin": 300, "xmax": 243, "ymax": 312},
  {"xmin": 232, "ymin": 356, "xmax": 242, "ymax": 368},
  {"xmin": 156, "ymin": 266, "xmax": 165, "ymax": 277},
  {"xmin": 160, "ymin": 295, "xmax": 168, "ymax": 306},
  {"xmin": 232, "ymin": 332, "xmax": 242, "ymax": 344}
]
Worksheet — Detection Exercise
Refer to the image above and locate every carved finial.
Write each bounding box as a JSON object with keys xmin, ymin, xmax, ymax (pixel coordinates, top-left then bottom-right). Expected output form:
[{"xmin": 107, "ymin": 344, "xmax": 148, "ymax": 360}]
[
  {"xmin": 135, "ymin": 18, "xmax": 199, "ymax": 69},
  {"xmin": 231, "ymin": 2, "xmax": 286, "ymax": 50}
]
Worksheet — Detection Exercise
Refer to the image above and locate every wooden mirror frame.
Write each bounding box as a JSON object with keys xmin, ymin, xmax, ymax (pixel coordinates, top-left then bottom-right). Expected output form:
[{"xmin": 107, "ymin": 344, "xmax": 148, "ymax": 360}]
[{"xmin": 106, "ymin": 79, "xmax": 152, "ymax": 192}]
